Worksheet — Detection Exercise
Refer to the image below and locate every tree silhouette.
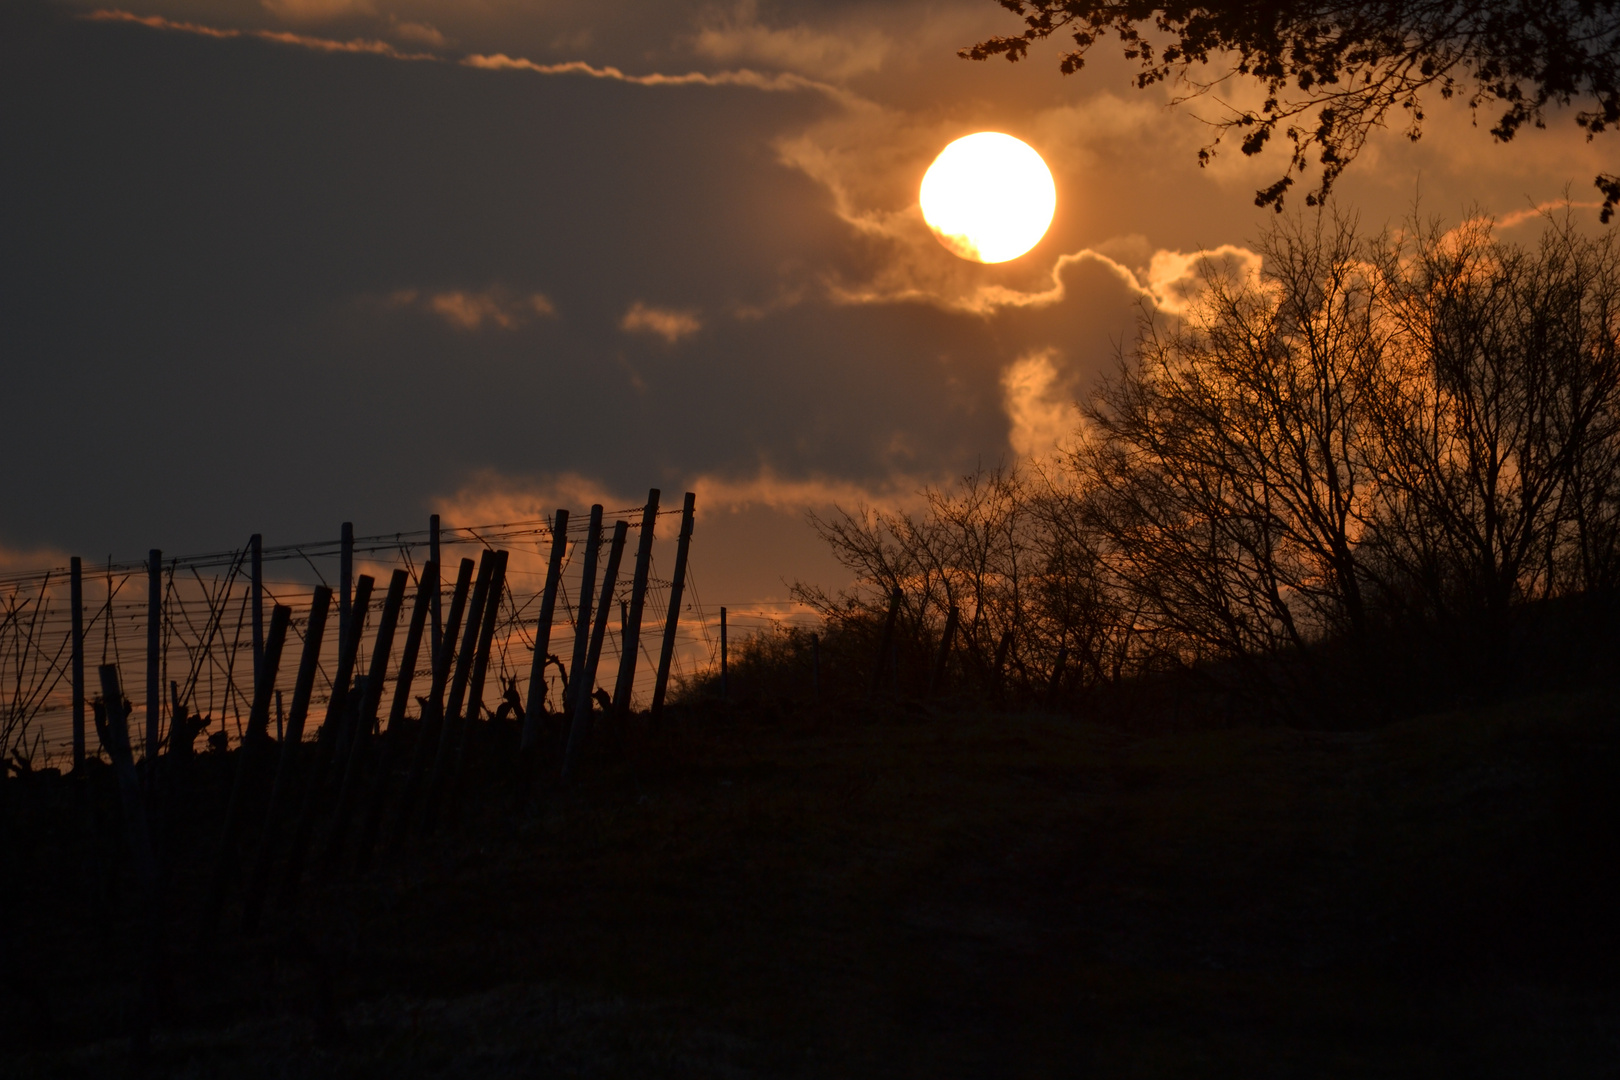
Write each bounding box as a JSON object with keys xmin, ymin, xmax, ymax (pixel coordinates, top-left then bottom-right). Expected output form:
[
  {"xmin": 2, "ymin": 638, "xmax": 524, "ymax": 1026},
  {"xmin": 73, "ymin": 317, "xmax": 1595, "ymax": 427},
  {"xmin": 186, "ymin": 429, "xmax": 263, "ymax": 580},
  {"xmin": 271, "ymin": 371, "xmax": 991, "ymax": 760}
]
[{"xmin": 963, "ymin": 1, "xmax": 1620, "ymax": 219}]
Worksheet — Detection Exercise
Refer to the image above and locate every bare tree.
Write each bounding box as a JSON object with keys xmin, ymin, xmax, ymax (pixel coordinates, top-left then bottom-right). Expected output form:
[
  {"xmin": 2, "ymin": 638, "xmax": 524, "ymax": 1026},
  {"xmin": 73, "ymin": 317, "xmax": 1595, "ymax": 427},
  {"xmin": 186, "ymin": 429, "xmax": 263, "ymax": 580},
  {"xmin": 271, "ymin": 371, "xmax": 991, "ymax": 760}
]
[
  {"xmin": 1363, "ymin": 213, "xmax": 1620, "ymax": 624},
  {"xmin": 1068, "ymin": 212, "xmax": 1386, "ymax": 668},
  {"xmin": 800, "ymin": 207, "xmax": 1620, "ymax": 717}
]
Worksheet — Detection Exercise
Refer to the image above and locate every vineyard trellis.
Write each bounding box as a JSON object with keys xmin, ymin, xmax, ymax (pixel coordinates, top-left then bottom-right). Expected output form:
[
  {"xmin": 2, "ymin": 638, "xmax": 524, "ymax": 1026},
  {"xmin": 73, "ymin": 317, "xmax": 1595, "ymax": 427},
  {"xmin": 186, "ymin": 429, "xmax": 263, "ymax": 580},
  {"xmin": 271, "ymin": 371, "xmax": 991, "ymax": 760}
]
[{"xmin": 0, "ymin": 492, "xmax": 744, "ymax": 771}]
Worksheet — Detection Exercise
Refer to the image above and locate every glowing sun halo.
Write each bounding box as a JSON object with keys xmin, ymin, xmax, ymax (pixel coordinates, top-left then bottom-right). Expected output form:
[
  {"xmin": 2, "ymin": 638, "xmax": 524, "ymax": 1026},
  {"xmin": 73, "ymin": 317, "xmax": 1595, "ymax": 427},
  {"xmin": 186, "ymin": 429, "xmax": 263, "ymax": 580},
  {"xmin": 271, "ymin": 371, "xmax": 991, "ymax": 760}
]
[{"xmin": 920, "ymin": 132, "xmax": 1056, "ymax": 263}]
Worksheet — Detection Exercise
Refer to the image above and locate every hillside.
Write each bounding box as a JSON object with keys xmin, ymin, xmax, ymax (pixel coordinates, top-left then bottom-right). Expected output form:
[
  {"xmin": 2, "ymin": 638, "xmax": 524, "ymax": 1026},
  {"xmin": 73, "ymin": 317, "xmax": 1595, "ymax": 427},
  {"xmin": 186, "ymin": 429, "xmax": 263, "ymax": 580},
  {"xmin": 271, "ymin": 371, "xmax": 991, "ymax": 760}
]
[{"xmin": 4, "ymin": 691, "xmax": 1618, "ymax": 1077}]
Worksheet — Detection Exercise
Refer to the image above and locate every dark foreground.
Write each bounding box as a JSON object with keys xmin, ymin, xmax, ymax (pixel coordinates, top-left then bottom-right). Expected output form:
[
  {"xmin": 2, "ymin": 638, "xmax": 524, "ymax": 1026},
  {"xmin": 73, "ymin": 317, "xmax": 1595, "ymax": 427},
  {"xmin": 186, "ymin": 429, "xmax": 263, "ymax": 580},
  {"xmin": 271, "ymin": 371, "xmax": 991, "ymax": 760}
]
[{"xmin": 4, "ymin": 693, "xmax": 1619, "ymax": 1078}]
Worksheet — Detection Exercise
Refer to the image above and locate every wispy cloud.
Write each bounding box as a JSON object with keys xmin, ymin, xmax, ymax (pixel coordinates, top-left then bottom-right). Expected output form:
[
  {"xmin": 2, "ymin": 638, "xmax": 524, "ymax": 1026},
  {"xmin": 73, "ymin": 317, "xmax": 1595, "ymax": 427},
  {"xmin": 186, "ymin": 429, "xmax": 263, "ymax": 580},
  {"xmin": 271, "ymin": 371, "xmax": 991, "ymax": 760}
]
[
  {"xmin": 690, "ymin": 467, "xmax": 923, "ymax": 514},
  {"xmin": 1001, "ymin": 349, "xmax": 1078, "ymax": 462},
  {"xmin": 84, "ymin": 10, "xmax": 856, "ymax": 102},
  {"xmin": 460, "ymin": 52, "xmax": 852, "ymax": 102},
  {"xmin": 85, "ymin": 9, "xmax": 439, "ymax": 60},
  {"xmin": 620, "ymin": 301, "xmax": 701, "ymax": 343},
  {"xmin": 387, "ymin": 288, "xmax": 555, "ymax": 331},
  {"xmin": 388, "ymin": 18, "xmax": 449, "ymax": 49},
  {"xmin": 691, "ymin": 1, "xmax": 889, "ymax": 80},
  {"xmin": 1492, "ymin": 198, "xmax": 1603, "ymax": 230}
]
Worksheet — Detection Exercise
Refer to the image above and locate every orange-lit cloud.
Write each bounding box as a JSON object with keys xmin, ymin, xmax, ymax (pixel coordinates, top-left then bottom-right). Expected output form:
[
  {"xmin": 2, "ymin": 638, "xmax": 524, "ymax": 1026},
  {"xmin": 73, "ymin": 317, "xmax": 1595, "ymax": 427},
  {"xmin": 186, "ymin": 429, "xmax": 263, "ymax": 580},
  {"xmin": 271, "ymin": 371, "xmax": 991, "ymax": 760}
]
[
  {"xmin": 689, "ymin": 468, "xmax": 926, "ymax": 515},
  {"xmin": 620, "ymin": 301, "xmax": 701, "ymax": 343},
  {"xmin": 1001, "ymin": 349, "xmax": 1079, "ymax": 461},
  {"xmin": 460, "ymin": 52, "xmax": 851, "ymax": 101},
  {"xmin": 0, "ymin": 543, "xmax": 72, "ymax": 577},
  {"xmin": 1492, "ymin": 199, "xmax": 1604, "ymax": 231},
  {"xmin": 386, "ymin": 288, "xmax": 555, "ymax": 331},
  {"xmin": 691, "ymin": 1, "xmax": 889, "ymax": 80},
  {"xmin": 389, "ymin": 18, "xmax": 449, "ymax": 49}
]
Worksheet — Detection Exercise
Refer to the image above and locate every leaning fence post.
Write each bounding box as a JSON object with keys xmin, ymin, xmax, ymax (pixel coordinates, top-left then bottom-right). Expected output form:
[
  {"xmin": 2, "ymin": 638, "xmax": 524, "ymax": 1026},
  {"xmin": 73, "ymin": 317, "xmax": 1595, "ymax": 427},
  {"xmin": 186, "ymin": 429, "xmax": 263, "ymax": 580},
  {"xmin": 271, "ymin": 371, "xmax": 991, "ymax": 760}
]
[
  {"xmin": 317, "ymin": 573, "xmax": 374, "ymax": 755},
  {"xmin": 242, "ymin": 587, "xmax": 332, "ymax": 932},
  {"xmin": 385, "ymin": 561, "xmax": 434, "ymax": 735},
  {"xmin": 146, "ymin": 549, "xmax": 162, "ymax": 765},
  {"xmin": 323, "ymin": 567, "xmax": 407, "ymax": 869},
  {"xmin": 870, "ymin": 588, "xmax": 902, "ymax": 700},
  {"xmin": 582, "ymin": 520, "xmax": 629, "ymax": 707},
  {"xmin": 564, "ymin": 507, "xmax": 604, "ymax": 721},
  {"xmin": 421, "ymin": 551, "xmax": 493, "ymax": 827},
  {"xmin": 429, "ymin": 513, "xmax": 443, "ymax": 664},
  {"xmin": 521, "ymin": 511, "xmax": 569, "ymax": 754},
  {"xmin": 339, "ymin": 521, "xmax": 354, "ymax": 653},
  {"xmin": 929, "ymin": 606, "xmax": 960, "ymax": 698},
  {"xmin": 445, "ymin": 550, "xmax": 507, "ymax": 824},
  {"xmin": 71, "ymin": 556, "xmax": 85, "ymax": 770},
  {"xmin": 650, "ymin": 493, "xmax": 696, "ymax": 725},
  {"xmin": 251, "ymin": 533, "xmax": 264, "ymax": 690},
  {"xmin": 204, "ymin": 604, "xmax": 291, "ymax": 932},
  {"xmin": 278, "ymin": 575, "xmax": 372, "ymax": 907},
  {"xmin": 389, "ymin": 557, "xmax": 473, "ymax": 851},
  {"xmin": 560, "ymin": 511, "xmax": 610, "ymax": 783},
  {"xmin": 355, "ymin": 561, "xmax": 436, "ymax": 869},
  {"xmin": 611, "ymin": 491, "xmax": 658, "ymax": 719}
]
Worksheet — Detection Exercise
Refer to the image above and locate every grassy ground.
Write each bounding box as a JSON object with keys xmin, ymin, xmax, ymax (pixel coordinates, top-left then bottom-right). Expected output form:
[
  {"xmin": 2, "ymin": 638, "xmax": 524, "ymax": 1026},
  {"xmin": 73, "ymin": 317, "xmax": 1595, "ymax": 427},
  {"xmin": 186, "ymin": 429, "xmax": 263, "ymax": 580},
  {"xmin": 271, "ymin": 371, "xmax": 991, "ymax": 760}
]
[{"xmin": 5, "ymin": 690, "xmax": 1619, "ymax": 1077}]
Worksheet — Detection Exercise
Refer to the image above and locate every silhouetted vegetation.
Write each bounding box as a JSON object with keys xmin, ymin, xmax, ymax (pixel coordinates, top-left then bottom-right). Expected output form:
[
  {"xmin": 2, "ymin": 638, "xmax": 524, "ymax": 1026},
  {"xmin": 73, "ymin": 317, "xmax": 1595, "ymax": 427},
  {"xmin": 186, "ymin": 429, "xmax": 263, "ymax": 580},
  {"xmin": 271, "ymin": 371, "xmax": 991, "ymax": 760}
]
[
  {"xmin": 966, "ymin": 0, "xmax": 1620, "ymax": 217},
  {"xmin": 755, "ymin": 211, "xmax": 1620, "ymax": 726}
]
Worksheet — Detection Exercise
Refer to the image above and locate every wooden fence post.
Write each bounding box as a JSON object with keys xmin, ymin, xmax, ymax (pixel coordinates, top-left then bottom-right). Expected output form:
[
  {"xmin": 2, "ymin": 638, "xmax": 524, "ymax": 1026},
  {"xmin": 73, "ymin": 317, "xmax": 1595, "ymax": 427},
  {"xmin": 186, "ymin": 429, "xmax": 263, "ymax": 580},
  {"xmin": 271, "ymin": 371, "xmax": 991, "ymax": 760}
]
[
  {"xmin": 385, "ymin": 561, "xmax": 434, "ymax": 735},
  {"xmin": 650, "ymin": 493, "xmax": 695, "ymax": 725},
  {"xmin": 323, "ymin": 567, "xmax": 407, "ymax": 869},
  {"xmin": 389, "ymin": 557, "xmax": 473, "ymax": 850},
  {"xmin": 71, "ymin": 556, "xmax": 85, "ymax": 770},
  {"xmin": 278, "ymin": 575, "xmax": 373, "ymax": 907},
  {"xmin": 429, "ymin": 514, "xmax": 442, "ymax": 664},
  {"xmin": 521, "ymin": 510, "xmax": 568, "ymax": 754},
  {"xmin": 870, "ymin": 588, "xmax": 902, "ymax": 700},
  {"xmin": 422, "ymin": 551, "xmax": 493, "ymax": 825},
  {"xmin": 561, "ymin": 514, "xmax": 618, "ymax": 783},
  {"xmin": 251, "ymin": 533, "xmax": 263, "ymax": 691},
  {"xmin": 146, "ymin": 549, "xmax": 161, "ymax": 764},
  {"xmin": 583, "ymin": 520, "xmax": 628, "ymax": 707},
  {"xmin": 340, "ymin": 521, "xmax": 354, "ymax": 652},
  {"xmin": 610, "ymin": 491, "xmax": 658, "ymax": 718},
  {"xmin": 242, "ymin": 588, "xmax": 332, "ymax": 932},
  {"xmin": 326, "ymin": 573, "xmax": 374, "ymax": 745},
  {"xmin": 445, "ymin": 550, "xmax": 506, "ymax": 824},
  {"xmin": 929, "ymin": 606, "xmax": 960, "ymax": 698},
  {"xmin": 720, "ymin": 607, "xmax": 728, "ymax": 703},
  {"xmin": 355, "ymin": 561, "xmax": 435, "ymax": 869},
  {"xmin": 564, "ymin": 506, "xmax": 604, "ymax": 721},
  {"xmin": 204, "ymin": 604, "xmax": 291, "ymax": 932}
]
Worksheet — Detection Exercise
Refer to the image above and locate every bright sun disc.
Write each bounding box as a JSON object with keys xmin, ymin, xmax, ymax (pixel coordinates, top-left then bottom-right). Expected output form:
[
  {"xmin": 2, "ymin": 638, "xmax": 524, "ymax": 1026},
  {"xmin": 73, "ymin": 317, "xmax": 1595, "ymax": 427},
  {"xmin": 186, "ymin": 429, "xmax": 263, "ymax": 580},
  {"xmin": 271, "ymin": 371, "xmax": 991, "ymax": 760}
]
[{"xmin": 920, "ymin": 132, "xmax": 1055, "ymax": 263}]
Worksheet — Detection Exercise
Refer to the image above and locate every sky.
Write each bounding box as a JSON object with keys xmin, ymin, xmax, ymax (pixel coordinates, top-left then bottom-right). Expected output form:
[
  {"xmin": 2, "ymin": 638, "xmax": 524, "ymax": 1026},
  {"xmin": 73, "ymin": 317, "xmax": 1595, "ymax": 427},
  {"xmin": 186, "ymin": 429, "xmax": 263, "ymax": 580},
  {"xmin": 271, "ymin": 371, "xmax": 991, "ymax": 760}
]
[{"xmin": 4, "ymin": 0, "xmax": 1615, "ymax": 614}]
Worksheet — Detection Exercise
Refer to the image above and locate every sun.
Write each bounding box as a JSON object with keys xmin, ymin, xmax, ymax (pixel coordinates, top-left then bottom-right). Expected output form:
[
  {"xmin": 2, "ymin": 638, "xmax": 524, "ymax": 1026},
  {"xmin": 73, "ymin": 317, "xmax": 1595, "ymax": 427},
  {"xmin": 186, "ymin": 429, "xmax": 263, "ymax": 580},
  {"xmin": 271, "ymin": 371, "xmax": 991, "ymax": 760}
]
[{"xmin": 920, "ymin": 132, "xmax": 1056, "ymax": 264}]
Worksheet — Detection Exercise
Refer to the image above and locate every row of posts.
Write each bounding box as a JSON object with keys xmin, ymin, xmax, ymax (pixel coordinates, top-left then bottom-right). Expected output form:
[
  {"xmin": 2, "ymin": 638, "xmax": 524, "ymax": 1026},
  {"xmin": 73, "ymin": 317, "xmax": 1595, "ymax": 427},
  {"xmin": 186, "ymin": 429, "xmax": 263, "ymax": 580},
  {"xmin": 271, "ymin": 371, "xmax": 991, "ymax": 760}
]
[{"xmin": 62, "ymin": 491, "xmax": 697, "ymax": 771}]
